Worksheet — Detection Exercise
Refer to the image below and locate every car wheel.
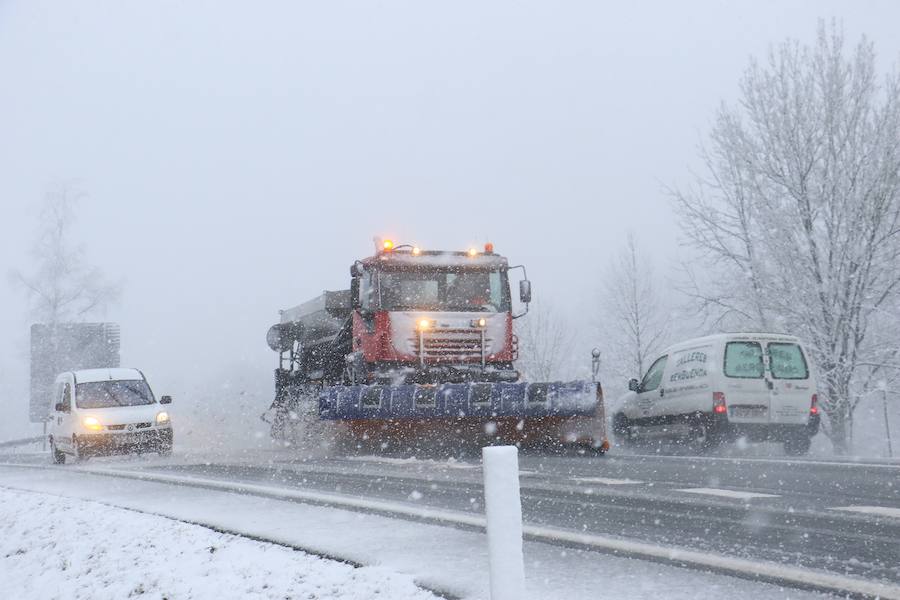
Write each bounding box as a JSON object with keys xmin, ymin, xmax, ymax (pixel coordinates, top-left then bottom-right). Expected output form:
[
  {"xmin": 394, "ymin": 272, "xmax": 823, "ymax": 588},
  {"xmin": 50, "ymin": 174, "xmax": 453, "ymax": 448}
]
[
  {"xmin": 72, "ymin": 435, "xmax": 88, "ymax": 462},
  {"xmin": 50, "ymin": 438, "xmax": 66, "ymax": 465}
]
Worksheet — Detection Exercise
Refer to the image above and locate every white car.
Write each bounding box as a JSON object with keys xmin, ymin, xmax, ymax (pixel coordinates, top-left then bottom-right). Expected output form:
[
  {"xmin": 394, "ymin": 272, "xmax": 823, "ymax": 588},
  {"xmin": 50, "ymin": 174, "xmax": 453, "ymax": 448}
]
[
  {"xmin": 612, "ymin": 333, "xmax": 820, "ymax": 455},
  {"xmin": 48, "ymin": 368, "xmax": 173, "ymax": 464}
]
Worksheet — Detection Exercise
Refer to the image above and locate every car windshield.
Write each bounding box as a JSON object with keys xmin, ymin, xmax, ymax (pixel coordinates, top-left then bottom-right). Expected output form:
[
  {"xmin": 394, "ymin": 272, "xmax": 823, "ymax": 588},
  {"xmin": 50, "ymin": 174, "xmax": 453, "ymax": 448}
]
[
  {"xmin": 76, "ymin": 380, "xmax": 155, "ymax": 409},
  {"xmin": 377, "ymin": 269, "xmax": 509, "ymax": 312}
]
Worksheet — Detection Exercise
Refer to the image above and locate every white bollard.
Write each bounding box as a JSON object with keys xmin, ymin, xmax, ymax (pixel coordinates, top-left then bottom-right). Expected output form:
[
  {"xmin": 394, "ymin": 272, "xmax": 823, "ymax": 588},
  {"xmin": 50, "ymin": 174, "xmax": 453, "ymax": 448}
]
[{"xmin": 482, "ymin": 445, "xmax": 526, "ymax": 600}]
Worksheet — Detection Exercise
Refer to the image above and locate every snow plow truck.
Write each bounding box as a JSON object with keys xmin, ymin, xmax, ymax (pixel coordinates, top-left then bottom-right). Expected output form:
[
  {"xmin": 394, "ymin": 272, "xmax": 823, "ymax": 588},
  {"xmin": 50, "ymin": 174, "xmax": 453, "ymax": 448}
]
[{"xmin": 263, "ymin": 239, "xmax": 608, "ymax": 453}]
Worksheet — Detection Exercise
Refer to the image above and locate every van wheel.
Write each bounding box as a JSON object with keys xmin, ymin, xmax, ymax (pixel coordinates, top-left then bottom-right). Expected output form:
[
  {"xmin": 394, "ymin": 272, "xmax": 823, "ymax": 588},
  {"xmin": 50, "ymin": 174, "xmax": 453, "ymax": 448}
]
[
  {"xmin": 612, "ymin": 413, "xmax": 635, "ymax": 447},
  {"xmin": 50, "ymin": 438, "xmax": 66, "ymax": 465},
  {"xmin": 691, "ymin": 416, "xmax": 723, "ymax": 452},
  {"xmin": 783, "ymin": 435, "xmax": 811, "ymax": 456}
]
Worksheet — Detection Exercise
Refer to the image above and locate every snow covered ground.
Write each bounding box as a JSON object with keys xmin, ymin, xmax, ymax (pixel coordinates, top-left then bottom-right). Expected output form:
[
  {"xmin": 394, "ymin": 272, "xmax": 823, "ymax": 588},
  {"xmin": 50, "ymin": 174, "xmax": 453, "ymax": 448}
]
[{"xmin": 0, "ymin": 486, "xmax": 435, "ymax": 600}]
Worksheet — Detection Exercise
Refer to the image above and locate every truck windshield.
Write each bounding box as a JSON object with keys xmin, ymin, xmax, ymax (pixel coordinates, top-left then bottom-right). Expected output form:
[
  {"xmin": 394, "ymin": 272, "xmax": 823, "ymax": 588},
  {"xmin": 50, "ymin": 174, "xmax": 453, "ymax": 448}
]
[
  {"xmin": 378, "ymin": 269, "xmax": 510, "ymax": 312},
  {"xmin": 76, "ymin": 380, "xmax": 155, "ymax": 409}
]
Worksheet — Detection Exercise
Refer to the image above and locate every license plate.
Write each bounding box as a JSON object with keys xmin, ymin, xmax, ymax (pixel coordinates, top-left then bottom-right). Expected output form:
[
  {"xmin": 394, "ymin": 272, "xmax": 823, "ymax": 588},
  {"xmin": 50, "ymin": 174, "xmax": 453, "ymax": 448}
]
[{"xmin": 731, "ymin": 407, "xmax": 766, "ymax": 419}]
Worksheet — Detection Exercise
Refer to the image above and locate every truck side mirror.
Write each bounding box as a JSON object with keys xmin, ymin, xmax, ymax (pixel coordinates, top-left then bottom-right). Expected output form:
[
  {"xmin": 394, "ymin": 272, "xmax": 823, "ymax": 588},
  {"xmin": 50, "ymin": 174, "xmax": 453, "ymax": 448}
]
[
  {"xmin": 628, "ymin": 378, "xmax": 640, "ymax": 392},
  {"xmin": 160, "ymin": 396, "xmax": 172, "ymax": 405},
  {"xmin": 54, "ymin": 402, "xmax": 67, "ymax": 413},
  {"xmin": 519, "ymin": 280, "xmax": 532, "ymax": 304},
  {"xmin": 350, "ymin": 276, "xmax": 361, "ymax": 309}
]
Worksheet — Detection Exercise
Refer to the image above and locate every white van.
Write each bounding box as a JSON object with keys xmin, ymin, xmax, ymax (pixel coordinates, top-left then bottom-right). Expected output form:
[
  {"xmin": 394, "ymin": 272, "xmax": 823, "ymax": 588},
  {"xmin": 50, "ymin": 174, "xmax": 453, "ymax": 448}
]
[
  {"xmin": 48, "ymin": 368, "xmax": 173, "ymax": 463},
  {"xmin": 612, "ymin": 333, "xmax": 820, "ymax": 455}
]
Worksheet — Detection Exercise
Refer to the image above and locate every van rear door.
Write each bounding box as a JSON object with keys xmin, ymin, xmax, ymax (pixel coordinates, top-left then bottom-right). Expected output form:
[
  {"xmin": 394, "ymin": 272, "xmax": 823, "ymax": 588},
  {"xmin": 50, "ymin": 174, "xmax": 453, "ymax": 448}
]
[
  {"xmin": 722, "ymin": 340, "xmax": 770, "ymax": 422},
  {"xmin": 766, "ymin": 342, "xmax": 813, "ymax": 425}
]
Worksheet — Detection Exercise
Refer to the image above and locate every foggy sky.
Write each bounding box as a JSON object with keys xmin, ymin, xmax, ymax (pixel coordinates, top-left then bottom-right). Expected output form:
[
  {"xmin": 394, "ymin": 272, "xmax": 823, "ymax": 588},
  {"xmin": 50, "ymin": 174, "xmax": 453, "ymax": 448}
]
[{"xmin": 2, "ymin": 1, "xmax": 899, "ymax": 434}]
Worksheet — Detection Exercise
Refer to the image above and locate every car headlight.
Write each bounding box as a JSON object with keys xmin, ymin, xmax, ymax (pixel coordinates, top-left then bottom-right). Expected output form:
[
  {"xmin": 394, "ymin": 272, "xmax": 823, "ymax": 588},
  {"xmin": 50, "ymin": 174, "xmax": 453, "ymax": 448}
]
[
  {"xmin": 155, "ymin": 411, "xmax": 170, "ymax": 425},
  {"xmin": 82, "ymin": 416, "xmax": 103, "ymax": 431}
]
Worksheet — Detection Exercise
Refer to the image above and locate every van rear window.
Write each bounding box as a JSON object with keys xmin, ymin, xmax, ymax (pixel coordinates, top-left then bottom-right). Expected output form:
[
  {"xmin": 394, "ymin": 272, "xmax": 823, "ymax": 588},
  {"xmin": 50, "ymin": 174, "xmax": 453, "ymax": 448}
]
[
  {"xmin": 768, "ymin": 343, "xmax": 809, "ymax": 379},
  {"xmin": 724, "ymin": 342, "xmax": 764, "ymax": 378}
]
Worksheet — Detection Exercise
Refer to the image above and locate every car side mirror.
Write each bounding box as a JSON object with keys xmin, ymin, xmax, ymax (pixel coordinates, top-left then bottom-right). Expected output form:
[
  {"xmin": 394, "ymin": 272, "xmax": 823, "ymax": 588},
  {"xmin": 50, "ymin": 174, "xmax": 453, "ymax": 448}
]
[
  {"xmin": 54, "ymin": 402, "xmax": 67, "ymax": 413},
  {"xmin": 519, "ymin": 279, "xmax": 532, "ymax": 304},
  {"xmin": 160, "ymin": 395, "xmax": 172, "ymax": 405},
  {"xmin": 628, "ymin": 378, "xmax": 640, "ymax": 392}
]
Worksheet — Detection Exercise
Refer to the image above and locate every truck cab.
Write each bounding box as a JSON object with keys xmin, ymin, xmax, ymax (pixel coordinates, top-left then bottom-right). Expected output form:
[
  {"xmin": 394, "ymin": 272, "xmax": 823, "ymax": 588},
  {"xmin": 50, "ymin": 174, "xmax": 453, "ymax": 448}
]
[{"xmin": 346, "ymin": 242, "xmax": 529, "ymax": 384}]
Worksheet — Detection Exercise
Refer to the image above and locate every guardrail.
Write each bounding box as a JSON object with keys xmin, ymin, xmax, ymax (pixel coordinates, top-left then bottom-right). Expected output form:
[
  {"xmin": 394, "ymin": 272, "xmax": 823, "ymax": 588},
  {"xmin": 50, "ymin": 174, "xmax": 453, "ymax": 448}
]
[{"xmin": 0, "ymin": 436, "xmax": 44, "ymax": 449}]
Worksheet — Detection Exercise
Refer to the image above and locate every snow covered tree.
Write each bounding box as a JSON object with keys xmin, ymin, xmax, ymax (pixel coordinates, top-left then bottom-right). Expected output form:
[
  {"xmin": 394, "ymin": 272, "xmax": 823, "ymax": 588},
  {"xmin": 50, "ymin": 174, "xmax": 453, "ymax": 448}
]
[
  {"xmin": 11, "ymin": 183, "xmax": 120, "ymax": 324},
  {"xmin": 515, "ymin": 301, "xmax": 575, "ymax": 381},
  {"xmin": 599, "ymin": 232, "xmax": 669, "ymax": 384},
  {"xmin": 673, "ymin": 22, "xmax": 900, "ymax": 453}
]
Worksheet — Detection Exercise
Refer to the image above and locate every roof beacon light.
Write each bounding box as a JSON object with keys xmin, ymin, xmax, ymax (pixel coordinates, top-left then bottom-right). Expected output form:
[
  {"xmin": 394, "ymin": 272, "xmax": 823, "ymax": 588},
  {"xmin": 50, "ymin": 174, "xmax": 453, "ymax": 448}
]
[
  {"xmin": 412, "ymin": 246, "xmax": 421, "ymax": 256},
  {"xmin": 484, "ymin": 242, "xmax": 494, "ymax": 254},
  {"xmin": 383, "ymin": 239, "xmax": 394, "ymax": 252},
  {"xmin": 467, "ymin": 247, "xmax": 478, "ymax": 257}
]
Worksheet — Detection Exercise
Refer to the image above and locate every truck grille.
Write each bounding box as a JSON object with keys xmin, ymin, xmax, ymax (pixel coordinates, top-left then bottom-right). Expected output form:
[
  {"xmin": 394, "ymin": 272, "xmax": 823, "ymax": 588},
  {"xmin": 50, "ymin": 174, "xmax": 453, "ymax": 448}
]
[
  {"xmin": 410, "ymin": 328, "xmax": 487, "ymax": 361},
  {"xmin": 106, "ymin": 422, "xmax": 152, "ymax": 431}
]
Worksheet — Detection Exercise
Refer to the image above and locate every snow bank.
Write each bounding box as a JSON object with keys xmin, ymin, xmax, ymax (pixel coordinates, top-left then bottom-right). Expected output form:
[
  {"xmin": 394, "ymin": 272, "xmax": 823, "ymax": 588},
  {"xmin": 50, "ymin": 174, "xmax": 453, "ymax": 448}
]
[{"xmin": 0, "ymin": 487, "xmax": 434, "ymax": 600}]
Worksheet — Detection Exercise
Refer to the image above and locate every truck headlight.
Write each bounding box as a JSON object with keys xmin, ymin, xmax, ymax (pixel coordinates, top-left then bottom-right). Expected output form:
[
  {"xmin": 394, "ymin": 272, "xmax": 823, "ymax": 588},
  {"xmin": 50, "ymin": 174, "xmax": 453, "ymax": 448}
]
[
  {"xmin": 156, "ymin": 411, "xmax": 170, "ymax": 425},
  {"xmin": 82, "ymin": 416, "xmax": 103, "ymax": 431}
]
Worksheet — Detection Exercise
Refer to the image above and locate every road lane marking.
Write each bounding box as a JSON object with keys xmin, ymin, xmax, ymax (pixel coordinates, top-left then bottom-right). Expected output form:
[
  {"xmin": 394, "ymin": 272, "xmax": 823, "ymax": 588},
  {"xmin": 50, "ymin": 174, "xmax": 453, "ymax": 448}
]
[
  {"xmin": 676, "ymin": 487, "xmax": 779, "ymax": 500},
  {"xmin": 625, "ymin": 453, "xmax": 900, "ymax": 470},
  {"xmin": 346, "ymin": 456, "xmax": 479, "ymax": 470},
  {"xmin": 829, "ymin": 505, "xmax": 900, "ymax": 519},
  {"xmin": 574, "ymin": 477, "xmax": 644, "ymax": 485}
]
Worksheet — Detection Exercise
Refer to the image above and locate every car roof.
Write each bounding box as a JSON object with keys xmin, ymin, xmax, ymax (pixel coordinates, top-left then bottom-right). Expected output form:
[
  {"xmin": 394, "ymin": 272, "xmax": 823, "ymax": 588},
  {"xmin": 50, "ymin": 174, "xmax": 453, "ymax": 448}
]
[
  {"xmin": 63, "ymin": 368, "xmax": 145, "ymax": 383},
  {"xmin": 661, "ymin": 332, "xmax": 803, "ymax": 354}
]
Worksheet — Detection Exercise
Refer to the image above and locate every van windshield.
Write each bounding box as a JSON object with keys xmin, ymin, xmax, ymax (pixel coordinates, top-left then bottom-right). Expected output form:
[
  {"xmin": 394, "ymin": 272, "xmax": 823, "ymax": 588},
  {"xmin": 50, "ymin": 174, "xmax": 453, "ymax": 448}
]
[{"xmin": 76, "ymin": 380, "xmax": 155, "ymax": 409}]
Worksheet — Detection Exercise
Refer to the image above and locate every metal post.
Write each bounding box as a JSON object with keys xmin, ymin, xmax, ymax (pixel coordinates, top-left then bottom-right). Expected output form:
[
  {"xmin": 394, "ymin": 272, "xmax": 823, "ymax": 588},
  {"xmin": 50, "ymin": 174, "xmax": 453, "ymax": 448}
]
[
  {"xmin": 42, "ymin": 420, "xmax": 47, "ymax": 451},
  {"xmin": 482, "ymin": 446, "xmax": 526, "ymax": 600},
  {"xmin": 883, "ymin": 389, "xmax": 894, "ymax": 458}
]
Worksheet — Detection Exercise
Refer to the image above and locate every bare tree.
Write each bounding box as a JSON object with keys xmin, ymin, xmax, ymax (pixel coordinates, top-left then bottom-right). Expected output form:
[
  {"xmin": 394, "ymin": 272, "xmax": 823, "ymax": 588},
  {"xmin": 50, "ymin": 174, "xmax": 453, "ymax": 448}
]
[
  {"xmin": 673, "ymin": 22, "xmax": 900, "ymax": 453},
  {"xmin": 599, "ymin": 233, "xmax": 669, "ymax": 384},
  {"xmin": 515, "ymin": 301, "xmax": 575, "ymax": 381},
  {"xmin": 10, "ymin": 183, "xmax": 120, "ymax": 323}
]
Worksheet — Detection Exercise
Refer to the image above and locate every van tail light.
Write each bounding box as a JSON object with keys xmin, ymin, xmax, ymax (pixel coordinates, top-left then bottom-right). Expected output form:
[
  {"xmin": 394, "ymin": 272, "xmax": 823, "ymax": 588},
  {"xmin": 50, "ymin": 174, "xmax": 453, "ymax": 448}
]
[
  {"xmin": 810, "ymin": 394, "xmax": 819, "ymax": 415},
  {"xmin": 713, "ymin": 391, "xmax": 727, "ymax": 414}
]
